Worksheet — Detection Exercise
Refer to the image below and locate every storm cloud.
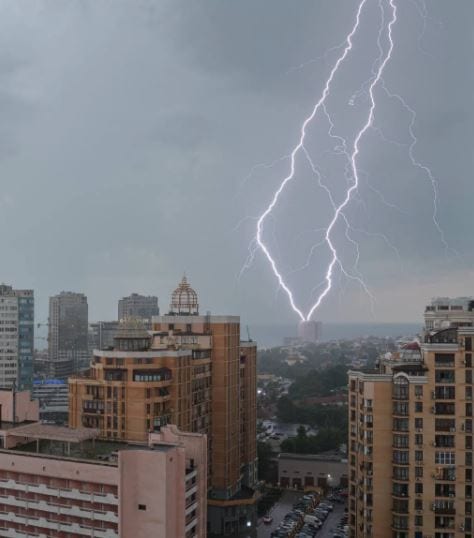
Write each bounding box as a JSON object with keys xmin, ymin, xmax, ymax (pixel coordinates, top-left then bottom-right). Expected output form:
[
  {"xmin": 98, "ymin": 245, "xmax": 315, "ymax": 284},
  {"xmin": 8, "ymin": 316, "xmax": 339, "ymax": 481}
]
[{"xmin": 0, "ymin": 0, "xmax": 472, "ymax": 325}]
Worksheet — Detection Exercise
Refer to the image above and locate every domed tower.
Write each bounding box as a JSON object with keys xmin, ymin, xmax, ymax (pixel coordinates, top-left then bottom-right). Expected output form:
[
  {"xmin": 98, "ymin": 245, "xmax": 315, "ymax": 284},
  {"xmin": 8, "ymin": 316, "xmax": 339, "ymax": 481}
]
[{"xmin": 169, "ymin": 275, "xmax": 199, "ymax": 315}]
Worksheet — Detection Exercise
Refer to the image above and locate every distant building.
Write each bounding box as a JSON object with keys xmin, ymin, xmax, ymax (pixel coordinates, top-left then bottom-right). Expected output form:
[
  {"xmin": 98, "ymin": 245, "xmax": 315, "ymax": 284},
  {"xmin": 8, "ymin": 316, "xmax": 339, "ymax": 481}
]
[
  {"xmin": 0, "ymin": 284, "xmax": 34, "ymax": 390},
  {"xmin": 89, "ymin": 321, "xmax": 120, "ymax": 353},
  {"xmin": 298, "ymin": 320, "xmax": 322, "ymax": 344},
  {"xmin": 118, "ymin": 293, "xmax": 159, "ymax": 322},
  {"xmin": 278, "ymin": 453, "xmax": 348, "ymax": 489},
  {"xmin": 285, "ymin": 351, "xmax": 307, "ymax": 366},
  {"xmin": 283, "ymin": 336, "xmax": 302, "ymax": 347},
  {"xmin": 0, "ymin": 388, "xmax": 207, "ymax": 537},
  {"xmin": 32, "ymin": 378, "xmax": 69, "ymax": 423},
  {"xmin": 48, "ymin": 292, "xmax": 89, "ymax": 379}
]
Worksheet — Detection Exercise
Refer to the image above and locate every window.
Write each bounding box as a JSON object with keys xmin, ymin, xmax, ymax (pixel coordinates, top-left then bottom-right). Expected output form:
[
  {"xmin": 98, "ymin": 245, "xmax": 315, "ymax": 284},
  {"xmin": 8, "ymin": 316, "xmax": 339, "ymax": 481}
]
[
  {"xmin": 414, "ymin": 499, "xmax": 423, "ymax": 510},
  {"xmin": 435, "ymin": 353, "xmax": 455, "ymax": 366},
  {"xmin": 414, "ymin": 515, "xmax": 423, "ymax": 527},
  {"xmin": 415, "ymin": 434, "xmax": 423, "ymax": 446},
  {"xmin": 414, "ymin": 385, "xmax": 423, "ymax": 397},
  {"xmin": 435, "ymin": 452, "xmax": 456, "ymax": 465},
  {"xmin": 435, "ymin": 370, "xmax": 455, "ymax": 383},
  {"xmin": 467, "ymin": 338, "xmax": 473, "ymax": 352},
  {"xmin": 415, "ymin": 483, "xmax": 423, "ymax": 494},
  {"xmin": 467, "ymin": 370, "xmax": 473, "ymax": 384},
  {"xmin": 415, "ymin": 418, "xmax": 423, "ymax": 429},
  {"xmin": 138, "ymin": 504, "xmax": 146, "ymax": 511},
  {"xmin": 466, "ymin": 353, "xmax": 472, "ymax": 367},
  {"xmin": 415, "ymin": 402, "xmax": 423, "ymax": 413},
  {"xmin": 415, "ymin": 466, "xmax": 423, "ymax": 478},
  {"xmin": 415, "ymin": 451, "xmax": 423, "ymax": 462}
]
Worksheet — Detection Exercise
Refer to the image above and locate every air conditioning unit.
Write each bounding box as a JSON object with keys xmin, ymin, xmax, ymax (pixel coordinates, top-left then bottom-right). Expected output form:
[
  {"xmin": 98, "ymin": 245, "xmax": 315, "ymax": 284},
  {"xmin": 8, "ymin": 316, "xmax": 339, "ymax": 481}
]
[
  {"xmin": 462, "ymin": 423, "xmax": 466, "ymax": 431},
  {"xmin": 416, "ymin": 428, "xmax": 423, "ymax": 432},
  {"xmin": 460, "ymin": 525, "xmax": 465, "ymax": 532},
  {"xmin": 450, "ymin": 427, "xmax": 456, "ymax": 432},
  {"xmin": 431, "ymin": 391, "xmax": 435, "ymax": 399},
  {"xmin": 431, "ymin": 503, "xmax": 436, "ymax": 510},
  {"xmin": 431, "ymin": 406, "xmax": 436, "ymax": 413}
]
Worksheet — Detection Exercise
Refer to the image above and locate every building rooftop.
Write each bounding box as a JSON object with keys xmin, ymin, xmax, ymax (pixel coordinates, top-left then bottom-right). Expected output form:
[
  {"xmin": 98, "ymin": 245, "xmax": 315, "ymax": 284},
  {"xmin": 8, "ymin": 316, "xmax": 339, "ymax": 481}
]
[
  {"xmin": 8, "ymin": 423, "xmax": 100, "ymax": 444},
  {"xmin": 278, "ymin": 452, "xmax": 346, "ymax": 462},
  {"xmin": 12, "ymin": 437, "xmax": 151, "ymax": 465}
]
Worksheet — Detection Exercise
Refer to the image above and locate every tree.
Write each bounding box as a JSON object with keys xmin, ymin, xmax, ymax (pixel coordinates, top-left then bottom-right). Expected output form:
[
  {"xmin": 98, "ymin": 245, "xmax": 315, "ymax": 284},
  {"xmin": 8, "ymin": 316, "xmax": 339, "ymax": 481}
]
[{"xmin": 258, "ymin": 441, "xmax": 275, "ymax": 482}]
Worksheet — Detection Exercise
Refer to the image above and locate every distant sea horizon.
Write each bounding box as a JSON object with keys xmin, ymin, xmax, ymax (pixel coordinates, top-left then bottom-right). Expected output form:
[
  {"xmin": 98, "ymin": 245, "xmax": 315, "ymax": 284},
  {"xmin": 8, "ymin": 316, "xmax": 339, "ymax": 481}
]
[{"xmin": 247, "ymin": 322, "xmax": 422, "ymax": 348}]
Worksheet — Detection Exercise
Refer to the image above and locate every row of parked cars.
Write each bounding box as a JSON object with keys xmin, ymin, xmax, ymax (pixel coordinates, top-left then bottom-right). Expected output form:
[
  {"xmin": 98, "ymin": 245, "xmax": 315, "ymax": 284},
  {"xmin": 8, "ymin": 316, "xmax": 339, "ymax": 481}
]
[
  {"xmin": 329, "ymin": 510, "xmax": 348, "ymax": 538},
  {"xmin": 268, "ymin": 492, "xmax": 336, "ymax": 538}
]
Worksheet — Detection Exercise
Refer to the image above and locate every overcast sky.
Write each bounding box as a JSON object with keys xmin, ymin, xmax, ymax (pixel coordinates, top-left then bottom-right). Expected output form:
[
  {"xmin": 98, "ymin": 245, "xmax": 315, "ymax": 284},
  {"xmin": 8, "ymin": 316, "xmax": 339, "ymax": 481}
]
[{"xmin": 0, "ymin": 0, "xmax": 472, "ymax": 326}]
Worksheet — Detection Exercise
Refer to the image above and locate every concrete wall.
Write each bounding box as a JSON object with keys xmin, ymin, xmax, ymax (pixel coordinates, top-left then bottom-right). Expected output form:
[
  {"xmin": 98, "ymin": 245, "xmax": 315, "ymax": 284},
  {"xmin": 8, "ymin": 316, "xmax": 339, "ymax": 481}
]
[{"xmin": 278, "ymin": 455, "xmax": 348, "ymax": 488}]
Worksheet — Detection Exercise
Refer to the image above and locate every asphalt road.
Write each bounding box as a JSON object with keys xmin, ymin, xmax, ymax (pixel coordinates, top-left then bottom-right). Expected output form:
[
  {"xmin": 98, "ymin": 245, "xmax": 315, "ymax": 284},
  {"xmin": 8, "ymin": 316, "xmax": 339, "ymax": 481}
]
[
  {"xmin": 317, "ymin": 504, "xmax": 346, "ymax": 538},
  {"xmin": 257, "ymin": 492, "xmax": 346, "ymax": 538}
]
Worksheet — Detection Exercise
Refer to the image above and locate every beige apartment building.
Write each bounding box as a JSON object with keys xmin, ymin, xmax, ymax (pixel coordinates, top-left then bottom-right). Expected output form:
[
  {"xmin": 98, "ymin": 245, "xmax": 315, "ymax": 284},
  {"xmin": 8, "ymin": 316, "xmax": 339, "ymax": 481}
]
[
  {"xmin": 349, "ymin": 297, "xmax": 474, "ymax": 538},
  {"xmin": 0, "ymin": 387, "xmax": 207, "ymax": 538},
  {"xmin": 69, "ymin": 276, "xmax": 258, "ymax": 537}
]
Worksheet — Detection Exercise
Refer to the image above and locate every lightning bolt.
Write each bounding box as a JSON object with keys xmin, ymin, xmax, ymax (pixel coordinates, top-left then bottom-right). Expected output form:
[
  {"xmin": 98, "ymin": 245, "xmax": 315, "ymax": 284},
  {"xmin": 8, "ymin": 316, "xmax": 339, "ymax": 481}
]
[
  {"xmin": 255, "ymin": 0, "xmax": 399, "ymax": 321},
  {"xmin": 255, "ymin": 0, "xmax": 371, "ymax": 322}
]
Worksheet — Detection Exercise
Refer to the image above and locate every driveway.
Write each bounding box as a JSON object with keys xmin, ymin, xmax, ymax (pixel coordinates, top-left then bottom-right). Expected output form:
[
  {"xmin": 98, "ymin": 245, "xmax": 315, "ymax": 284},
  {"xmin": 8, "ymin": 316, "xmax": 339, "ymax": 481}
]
[{"xmin": 316, "ymin": 504, "xmax": 346, "ymax": 538}]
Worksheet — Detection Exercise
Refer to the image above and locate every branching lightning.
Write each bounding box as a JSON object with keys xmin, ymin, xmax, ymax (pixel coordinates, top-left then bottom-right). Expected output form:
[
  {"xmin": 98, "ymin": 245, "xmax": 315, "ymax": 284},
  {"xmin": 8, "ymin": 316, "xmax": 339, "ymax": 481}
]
[
  {"xmin": 255, "ymin": 0, "xmax": 370, "ymax": 322},
  {"xmin": 245, "ymin": 0, "xmax": 449, "ymax": 321}
]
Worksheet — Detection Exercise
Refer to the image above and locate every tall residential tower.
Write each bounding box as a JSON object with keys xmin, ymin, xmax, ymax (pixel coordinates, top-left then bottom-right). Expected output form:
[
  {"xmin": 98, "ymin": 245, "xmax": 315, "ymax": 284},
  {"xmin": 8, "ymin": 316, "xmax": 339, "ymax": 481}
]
[
  {"xmin": 118, "ymin": 293, "xmax": 159, "ymax": 322},
  {"xmin": 0, "ymin": 284, "xmax": 34, "ymax": 389},
  {"xmin": 349, "ymin": 297, "xmax": 474, "ymax": 538},
  {"xmin": 69, "ymin": 276, "xmax": 258, "ymax": 537},
  {"xmin": 48, "ymin": 291, "xmax": 88, "ymax": 379}
]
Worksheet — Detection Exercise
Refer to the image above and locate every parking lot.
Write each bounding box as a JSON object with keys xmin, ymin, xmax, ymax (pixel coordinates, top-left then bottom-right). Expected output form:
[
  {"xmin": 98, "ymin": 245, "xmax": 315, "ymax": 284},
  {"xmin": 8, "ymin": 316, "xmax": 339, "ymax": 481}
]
[
  {"xmin": 258, "ymin": 490, "xmax": 301, "ymax": 538},
  {"xmin": 257, "ymin": 490, "xmax": 347, "ymax": 538}
]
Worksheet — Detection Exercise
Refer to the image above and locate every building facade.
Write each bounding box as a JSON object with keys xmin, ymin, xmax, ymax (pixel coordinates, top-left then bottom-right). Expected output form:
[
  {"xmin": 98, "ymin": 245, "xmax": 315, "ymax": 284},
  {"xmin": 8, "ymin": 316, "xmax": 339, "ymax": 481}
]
[
  {"xmin": 32, "ymin": 378, "xmax": 69, "ymax": 424},
  {"xmin": 89, "ymin": 321, "xmax": 120, "ymax": 354},
  {"xmin": 348, "ymin": 297, "xmax": 474, "ymax": 538},
  {"xmin": 70, "ymin": 277, "xmax": 258, "ymax": 537},
  {"xmin": 48, "ymin": 292, "xmax": 89, "ymax": 379},
  {"xmin": 118, "ymin": 293, "xmax": 159, "ymax": 322},
  {"xmin": 278, "ymin": 453, "xmax": 348, "ymax": 490},
  {"xmin": 0, "ymin": 388, "xmax": 207, "ymax": 538},
  {"xmin": 0, "ymin": 284, "xmax": 34, "ymax": 390},
  {"xmin": 297, "ymin": 320, "xmax": 322, "ymax": 344}
]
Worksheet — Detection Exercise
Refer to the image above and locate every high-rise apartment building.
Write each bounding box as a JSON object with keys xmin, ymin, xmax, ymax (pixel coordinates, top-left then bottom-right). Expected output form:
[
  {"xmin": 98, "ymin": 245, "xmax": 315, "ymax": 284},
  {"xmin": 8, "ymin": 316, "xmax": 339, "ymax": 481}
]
[
  {"xmin": 69, "ymin": 276, "xmax": 258, "ymax": 537},
  {"xmin": 348, "ymin": 297, "xmax": 474, "ymax": 538},
  {"xmin": 0, "ymin": 284, "xmax": 34, "ymax": 390},
  {"xmin": 298, "ymin": 320, "xmax": 322, "ymax": 343},
  {"xmin": 48, "ymin": 291, "xmax": 88, "ymax": 379},
  {"xmin": 118, "ymin": 293, "xmax": 159, "ymax": 322},
  {"xmin": 0, "ymin": 387, "xmax": 207, "ymax": 537},
  {"xmin": 89, "ymin": 321, "xmax": 120, "ymax": 353}
]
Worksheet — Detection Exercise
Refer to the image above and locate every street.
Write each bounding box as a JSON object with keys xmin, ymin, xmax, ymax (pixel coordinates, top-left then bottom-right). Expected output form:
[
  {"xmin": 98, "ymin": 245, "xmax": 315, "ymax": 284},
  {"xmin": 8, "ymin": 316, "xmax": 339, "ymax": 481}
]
[{"xmin": 257, "ymin": 490, "xmax": 346, "ymax": 538}]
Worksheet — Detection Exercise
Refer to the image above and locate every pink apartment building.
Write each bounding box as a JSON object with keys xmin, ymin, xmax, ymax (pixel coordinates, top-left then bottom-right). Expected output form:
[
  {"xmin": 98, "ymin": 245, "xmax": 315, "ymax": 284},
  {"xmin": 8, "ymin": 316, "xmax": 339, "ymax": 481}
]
[{"xmin": 0, "ymin": 388, "xmax": 207, "ymax": 538}]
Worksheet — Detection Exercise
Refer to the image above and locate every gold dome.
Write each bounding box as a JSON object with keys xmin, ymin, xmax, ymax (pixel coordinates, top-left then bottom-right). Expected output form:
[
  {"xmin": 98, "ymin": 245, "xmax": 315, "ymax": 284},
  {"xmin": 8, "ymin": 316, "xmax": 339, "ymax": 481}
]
[{"xmin": 170, "ymin": 275, "xmax": 199, "ymax": 315}]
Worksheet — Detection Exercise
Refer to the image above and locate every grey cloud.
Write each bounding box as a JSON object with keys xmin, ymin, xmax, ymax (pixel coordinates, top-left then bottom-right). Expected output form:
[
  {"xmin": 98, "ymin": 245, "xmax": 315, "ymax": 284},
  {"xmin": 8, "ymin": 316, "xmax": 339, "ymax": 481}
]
[{"xmin": 0, "ymin": 0, "xmax": 471, "ymax": 327}]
